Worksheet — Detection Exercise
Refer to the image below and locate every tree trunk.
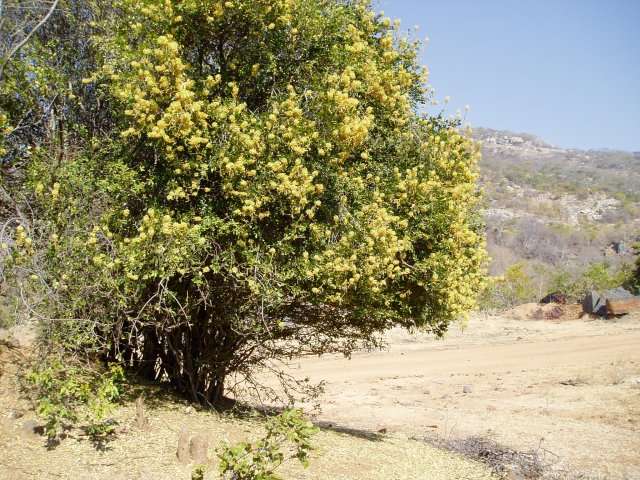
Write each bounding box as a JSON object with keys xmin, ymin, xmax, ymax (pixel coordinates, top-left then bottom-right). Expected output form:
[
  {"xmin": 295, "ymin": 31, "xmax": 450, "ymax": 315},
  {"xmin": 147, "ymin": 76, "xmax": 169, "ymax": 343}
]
[
  {"xmin": 205, "ymin": 374, "xmax": 226, "ymax": 405},
  {"xmin": 126, "ymin": 320, "xmax": 237, "ymax": 406}
]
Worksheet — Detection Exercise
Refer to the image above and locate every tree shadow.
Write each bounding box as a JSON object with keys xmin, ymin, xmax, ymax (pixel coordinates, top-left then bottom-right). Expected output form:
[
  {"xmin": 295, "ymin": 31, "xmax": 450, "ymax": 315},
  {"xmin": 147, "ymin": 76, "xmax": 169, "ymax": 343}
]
[
  {"xmin": 121, "ymin": 375, "xmax": 386, "ymax": 443},
  {"xmin": 82, "ymin": 421, "xmax": 119, "ymax": 452},
  {"xmin": 119, "ymin": 375, "xmax": 183, "ymax": 410},
  {"xmin": 211, "ymin": 399, "xmax": 385, "ymax": 442},
  {"xmin": 314, "ymin": 420, "xmax": 386, "ymax": 442},
  {"xmin": 34, "ymin": 423, "xmax": 118, "ymax": 452}
]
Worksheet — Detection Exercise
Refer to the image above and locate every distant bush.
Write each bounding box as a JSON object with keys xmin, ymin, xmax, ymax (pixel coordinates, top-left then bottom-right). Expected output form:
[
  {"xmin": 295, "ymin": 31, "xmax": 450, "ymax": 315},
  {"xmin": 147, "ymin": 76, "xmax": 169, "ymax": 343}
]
[
  {"xmin": 479, "ymin": 259, "xmax": 634, "ymax": 311},
  {"xmin": 580, "ymin": 262, "xmax": 631, "ymax": 292},
  {"xmin": 479, "ymin": 262, "xmax": 536, "ymax": 310},
  {"xmin": 550, "ymin": 261, "xmax": 632, "ymax": 300},
  {"xmin": 626, "ymin": 243, "xmax": 640, "ymax": 294}
]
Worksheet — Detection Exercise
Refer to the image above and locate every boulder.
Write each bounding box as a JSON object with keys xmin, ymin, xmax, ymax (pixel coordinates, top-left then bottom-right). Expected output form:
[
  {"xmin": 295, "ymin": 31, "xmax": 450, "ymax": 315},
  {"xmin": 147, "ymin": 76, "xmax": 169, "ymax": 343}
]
[
  {"xmin": 540, "ymin": 292, "xmax": 568, "ymax": 304},
  {"xmin": 189, "ymin": 434, "xmax": 210, "ymax": 465},
  {"xmin": 176, "ymin": 427, "xmax": 191, "ymax": 464},
  {"xmin": 582, "ymin": 291, "xmax": 606, "ymax": 316},
  {"xmin": 606, "ymin": 298, "xmax": 640, "ymax": 316},
  {"xmin": 583, "ymin": 288, "xmax": 638, "ymax": 317},
  {"xmin": 602, "ymin": 287, "xmax": 634, "ymax": 300}
]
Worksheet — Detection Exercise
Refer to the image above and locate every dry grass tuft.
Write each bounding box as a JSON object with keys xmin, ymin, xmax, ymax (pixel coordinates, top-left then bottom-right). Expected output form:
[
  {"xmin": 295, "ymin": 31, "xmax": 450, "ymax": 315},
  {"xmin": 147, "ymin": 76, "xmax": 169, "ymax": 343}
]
[
  {"xmin": 418, "ymin": 434, "xmax": 623, "ymax": 480},
  {"xmin": 421, "ymin": 435, "xmax": 547, "ymax": 479}
]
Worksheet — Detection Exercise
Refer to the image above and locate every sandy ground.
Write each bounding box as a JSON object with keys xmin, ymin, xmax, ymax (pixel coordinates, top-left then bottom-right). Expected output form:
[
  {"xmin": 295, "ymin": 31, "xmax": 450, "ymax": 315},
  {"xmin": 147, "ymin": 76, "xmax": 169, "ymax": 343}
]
[
  {"xmin": 0, "ymin": 341, "xmax": 493, "ymax": 480},
  {"xmin": 285, "ymin": 313, "xmax": 640, "ymax": 479},
  {"xmin": 1, "ymin": 312, "xmax": 639, "ymax": 479}
]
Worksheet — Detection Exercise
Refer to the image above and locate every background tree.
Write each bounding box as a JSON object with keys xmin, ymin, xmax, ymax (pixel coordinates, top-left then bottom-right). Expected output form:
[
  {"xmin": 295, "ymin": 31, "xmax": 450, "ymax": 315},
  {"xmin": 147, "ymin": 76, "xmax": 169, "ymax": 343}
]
[
  {"xmin": 0, "ymin": 0, "xmax": 60, "ymax": 81},
  {"xmin": 628, "ymin": 242, "xmax": 640, "ymax": 294},
  {"xmin": 1, "ymin": 1, "xmax": 115, "ymax": 331},
  {"xmin": 12, "ymin": 0, "xmax": 486, "ymax": 405},
  {"xmin": 0, "ymin": 0, "xmax": 113, "ymax": 220},
  {"xmin": 1, "ymin": 0, "xmax": 60, "ymax": 220}
]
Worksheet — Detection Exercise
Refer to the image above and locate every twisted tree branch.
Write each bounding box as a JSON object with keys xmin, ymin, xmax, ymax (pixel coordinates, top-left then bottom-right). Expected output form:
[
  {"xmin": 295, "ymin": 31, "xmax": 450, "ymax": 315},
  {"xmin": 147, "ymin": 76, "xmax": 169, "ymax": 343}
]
[{"xmin": 0, "ymin": 0, "xmax": 60, "ymax": 82}]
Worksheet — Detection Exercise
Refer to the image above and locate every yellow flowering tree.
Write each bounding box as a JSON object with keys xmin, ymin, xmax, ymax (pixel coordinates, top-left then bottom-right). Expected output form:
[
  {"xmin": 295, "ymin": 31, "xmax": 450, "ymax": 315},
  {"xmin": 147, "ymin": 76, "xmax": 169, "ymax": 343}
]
[{"xmin": 20, "ymin": 0, "xmax": 485, "ymax": 404}]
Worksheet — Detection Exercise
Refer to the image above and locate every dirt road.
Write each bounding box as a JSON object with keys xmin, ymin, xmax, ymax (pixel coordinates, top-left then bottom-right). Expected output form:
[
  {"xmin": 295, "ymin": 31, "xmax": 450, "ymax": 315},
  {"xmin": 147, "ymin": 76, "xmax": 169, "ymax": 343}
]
[
  {"xmin": 296, "ymin": 332, "xmax": 640, "ymax": 382},
  {"xmin": 289, "ymin": 314, "xmax": 640, "ymax": 479}
]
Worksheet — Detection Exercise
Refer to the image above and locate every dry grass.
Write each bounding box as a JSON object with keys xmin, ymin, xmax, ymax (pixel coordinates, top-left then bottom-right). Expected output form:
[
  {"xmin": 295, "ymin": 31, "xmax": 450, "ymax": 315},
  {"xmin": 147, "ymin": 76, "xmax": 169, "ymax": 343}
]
[
  {"xmin": 572, "ymin": 359, "xmax": 637, "ymax": 387},
  {"xmin": 0, "ymin": 398, "xmax": 497, "ymax": 480},
  {"xmin": 421, "ymin": 435, "xmax": 547, "ymax": 479},
  {"xmin": 0, "ymin": 343, "xmax": 495, "ymax": 480},
  {"xmin": 602, "ymin": 361, "xmax": 628, "ymax": 386}
]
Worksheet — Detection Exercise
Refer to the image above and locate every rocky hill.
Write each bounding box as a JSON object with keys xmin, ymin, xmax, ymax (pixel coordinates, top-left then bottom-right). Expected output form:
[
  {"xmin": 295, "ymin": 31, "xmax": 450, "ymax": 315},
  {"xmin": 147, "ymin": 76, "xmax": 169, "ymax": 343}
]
[{"xmin": 473, "ymin": 128, "xmax": 640, "ymax": 275}]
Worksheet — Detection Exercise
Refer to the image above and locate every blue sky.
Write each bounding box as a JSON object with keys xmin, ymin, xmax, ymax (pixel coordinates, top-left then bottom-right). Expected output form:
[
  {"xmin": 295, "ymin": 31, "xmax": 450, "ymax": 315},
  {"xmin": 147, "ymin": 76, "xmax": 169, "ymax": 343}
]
[{"xmin": 377, "ymin": 0, "xmax": 640, "ymax": 151}]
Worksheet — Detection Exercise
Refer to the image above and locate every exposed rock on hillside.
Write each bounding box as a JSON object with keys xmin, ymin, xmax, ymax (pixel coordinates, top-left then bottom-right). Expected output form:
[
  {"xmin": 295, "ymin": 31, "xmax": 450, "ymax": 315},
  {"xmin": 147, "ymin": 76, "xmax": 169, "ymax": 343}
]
[{"xmin": 473, "ymin": 128, "xmax": 640, "ymax": 274}]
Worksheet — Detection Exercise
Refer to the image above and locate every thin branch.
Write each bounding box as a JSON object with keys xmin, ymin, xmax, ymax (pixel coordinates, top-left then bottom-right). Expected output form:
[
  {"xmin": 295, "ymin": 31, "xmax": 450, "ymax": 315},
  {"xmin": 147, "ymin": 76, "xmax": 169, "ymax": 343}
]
[{"xmin": 0, "ymin": 0, "xmax": 60, "ymax": 82}]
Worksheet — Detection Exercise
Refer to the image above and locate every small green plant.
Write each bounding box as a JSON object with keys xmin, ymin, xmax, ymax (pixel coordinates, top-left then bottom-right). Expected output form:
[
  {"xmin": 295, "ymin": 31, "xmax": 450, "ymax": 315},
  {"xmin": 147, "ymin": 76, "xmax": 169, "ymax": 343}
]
[
  {"xmin": 218, "ymin": 409, "xmax": 317, "ymax": 480},
  {"xmin": 25, "ymin": 358, "xmax": 124, "ymax": 443},
  {"xmin": 191, "ymin": 465, "xmax": 207, "ymax": 480}
]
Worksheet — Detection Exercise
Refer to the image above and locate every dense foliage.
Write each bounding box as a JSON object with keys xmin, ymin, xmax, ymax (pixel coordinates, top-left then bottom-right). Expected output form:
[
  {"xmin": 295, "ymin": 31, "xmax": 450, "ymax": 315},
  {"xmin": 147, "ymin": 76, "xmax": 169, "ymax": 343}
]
[
  {"xmin": 25, "ymin": 358, "xmax": 124, "ymax": 442},
  {"xmin": 4, "ymin": 0, "xmax": 485, "ymax": 404}
]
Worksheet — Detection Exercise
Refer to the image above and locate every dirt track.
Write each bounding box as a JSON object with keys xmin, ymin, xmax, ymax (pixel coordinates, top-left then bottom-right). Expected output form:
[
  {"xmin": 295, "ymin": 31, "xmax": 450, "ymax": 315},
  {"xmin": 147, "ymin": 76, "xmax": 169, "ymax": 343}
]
[
  {"xmin": 296, "ymin": 332, "xmax": 640, "ymax": 382},
  {"xmin": 289, "ymin": 314, "xmax": 640, "ymax": 479}
]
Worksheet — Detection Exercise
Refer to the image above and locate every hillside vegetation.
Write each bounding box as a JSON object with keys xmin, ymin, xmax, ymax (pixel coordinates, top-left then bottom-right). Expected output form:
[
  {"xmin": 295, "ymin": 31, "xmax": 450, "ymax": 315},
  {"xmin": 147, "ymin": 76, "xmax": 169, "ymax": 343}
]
[{"xmin": 475, "ymin": 128, "xmax": 639, "ymax": 306}]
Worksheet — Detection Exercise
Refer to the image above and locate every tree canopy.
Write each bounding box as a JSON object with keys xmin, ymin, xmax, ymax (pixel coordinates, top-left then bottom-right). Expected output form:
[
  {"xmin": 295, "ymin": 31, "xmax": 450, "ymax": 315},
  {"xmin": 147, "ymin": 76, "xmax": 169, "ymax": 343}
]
[{"xmin": 3, "ymin": 0, "xmax": 486, "ymax": 404}]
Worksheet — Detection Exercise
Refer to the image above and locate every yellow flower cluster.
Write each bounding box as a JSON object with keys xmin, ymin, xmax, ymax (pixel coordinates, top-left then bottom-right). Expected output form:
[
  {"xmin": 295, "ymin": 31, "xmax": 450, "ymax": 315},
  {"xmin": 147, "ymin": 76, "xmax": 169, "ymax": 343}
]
[
  {"xmin": 308, "ymin": 198, "xmax": 413, "ymax": 301},
  {"xmin": 87, "ymin": 0, "xmax": 487, "ymax": 323},
  {"xmin": 14, "ymin": 225, "xmax": 33, "ymax": 253},
  {"xmin": 0, "ymin": 112, "xmax": 10, "ymax": 156},
  {"xmin": 117, "ymin": 35, "xmax": 213, "ymax": 162},
  {"xmin": 114, "ymin": 208, "xmax": 205, "ymax": 283}
]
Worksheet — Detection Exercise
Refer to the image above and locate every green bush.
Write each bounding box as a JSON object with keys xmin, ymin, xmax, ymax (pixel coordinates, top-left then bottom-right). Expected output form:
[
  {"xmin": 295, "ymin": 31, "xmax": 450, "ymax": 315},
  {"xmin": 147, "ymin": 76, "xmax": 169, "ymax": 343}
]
[
  {"xmin": 9, "ymin": 0, "xmax": 486, "ymax": 404},
  {"xmin": 626, "ymin": 243, "xmax": 640, "ymax": 294},
  {"xmin": 550, "ymin": 261, "xmax": 632, "ymax": 300},
  {"xmin": 479, "ymin": 259, "xmax": 635, "ymax": 312},
  {"xmin": 479, "ymin": 262, "xmax": 535, "ymax": 310},
  {"xmin": 25, "ymin": 358, "xmax": 124, "ymax": 442},
  {"xmin": 218, "ymin": 409, "xmax": 317, "ymax": 480}
]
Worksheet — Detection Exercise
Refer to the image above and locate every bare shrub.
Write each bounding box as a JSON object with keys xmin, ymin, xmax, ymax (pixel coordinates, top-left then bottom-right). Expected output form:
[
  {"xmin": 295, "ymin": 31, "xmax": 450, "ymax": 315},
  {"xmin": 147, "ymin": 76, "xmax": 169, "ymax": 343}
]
[{"xmin": 423, "ymin": 435, "xmax": 546, "ymax": 479}]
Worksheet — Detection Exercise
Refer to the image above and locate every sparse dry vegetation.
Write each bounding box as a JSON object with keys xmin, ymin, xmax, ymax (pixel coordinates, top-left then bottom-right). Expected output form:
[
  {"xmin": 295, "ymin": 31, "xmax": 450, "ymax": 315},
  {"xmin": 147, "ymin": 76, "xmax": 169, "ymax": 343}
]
[{"xmin": 476, "ymin": 128, "xmax": 639, "ymax": 306}]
